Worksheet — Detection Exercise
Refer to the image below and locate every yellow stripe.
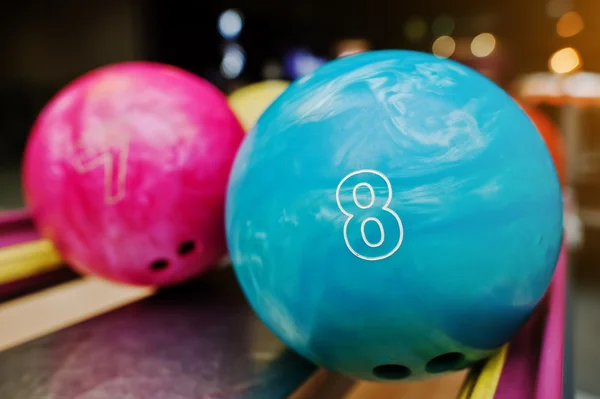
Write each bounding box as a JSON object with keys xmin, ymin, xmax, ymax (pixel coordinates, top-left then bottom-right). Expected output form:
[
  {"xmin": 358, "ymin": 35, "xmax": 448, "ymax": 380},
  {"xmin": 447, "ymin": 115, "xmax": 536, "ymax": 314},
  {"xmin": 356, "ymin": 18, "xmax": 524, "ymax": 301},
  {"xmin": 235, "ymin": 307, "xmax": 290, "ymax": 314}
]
[
  {"xmin": 458, "ymin": 367, "xmax": 480, "ymax": 399},
  {"xmin": 0, "ymin": 239, "xmax": 63, "ymax": 283},
  {"xmin": 0, "ymin": 276, "xmax": 154, "ymax": 351},
  {"xmin": 469, "ymin": 345, "xmax": 509, "ymax": 399}
]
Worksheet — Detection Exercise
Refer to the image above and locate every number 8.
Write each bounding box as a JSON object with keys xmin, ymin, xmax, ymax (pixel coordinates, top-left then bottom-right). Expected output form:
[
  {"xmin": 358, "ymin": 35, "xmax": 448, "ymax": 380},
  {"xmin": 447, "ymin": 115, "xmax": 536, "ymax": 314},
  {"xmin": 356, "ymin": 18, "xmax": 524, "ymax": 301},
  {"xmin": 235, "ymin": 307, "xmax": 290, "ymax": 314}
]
[{"xmin": 335, "ymin": 169, "xmax": 404, "ymax": 261}]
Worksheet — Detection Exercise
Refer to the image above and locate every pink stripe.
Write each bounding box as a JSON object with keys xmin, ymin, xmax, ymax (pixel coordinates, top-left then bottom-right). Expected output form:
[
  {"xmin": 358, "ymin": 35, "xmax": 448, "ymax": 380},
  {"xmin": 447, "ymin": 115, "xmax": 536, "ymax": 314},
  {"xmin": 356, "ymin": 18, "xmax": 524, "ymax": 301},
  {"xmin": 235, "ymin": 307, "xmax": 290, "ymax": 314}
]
[
  {"xmin": 0, "ymin": 230, "xmax": 41, "ymax": 248},
  {"xmin": 535, "ymin": 245, "xmax": 567, "ymax": 399},
  {"xmin": 494, "ymin": 243, "xmax": 567, "ymax": 398},
  {"xmin": 0, "ymin": 208, "xmax": 32, "ymax": 224},
  {"xmin": 0, "ymin": 208, "xmax": 40, "ymax": 248},
  {"xmin": 493, "ymin": 306, "xmax": 542, "ymax": 398}
]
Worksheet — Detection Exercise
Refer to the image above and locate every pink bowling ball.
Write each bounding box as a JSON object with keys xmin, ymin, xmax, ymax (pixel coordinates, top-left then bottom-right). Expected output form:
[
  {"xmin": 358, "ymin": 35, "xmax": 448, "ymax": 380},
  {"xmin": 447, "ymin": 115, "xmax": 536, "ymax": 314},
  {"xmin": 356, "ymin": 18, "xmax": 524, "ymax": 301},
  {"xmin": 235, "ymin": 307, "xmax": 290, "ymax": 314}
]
[{"xmin": 23, "ymin": 62, "xmax": 245, "ymax": 286}]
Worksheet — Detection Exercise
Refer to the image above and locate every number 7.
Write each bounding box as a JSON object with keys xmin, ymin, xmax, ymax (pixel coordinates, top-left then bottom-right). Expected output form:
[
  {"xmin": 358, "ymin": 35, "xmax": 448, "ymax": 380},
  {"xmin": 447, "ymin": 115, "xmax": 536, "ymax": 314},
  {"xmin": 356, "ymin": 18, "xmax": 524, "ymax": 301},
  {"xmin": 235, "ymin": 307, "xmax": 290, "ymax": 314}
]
[{"xmin": 72, "ymin": 134, "xmax": 129, "ymax": 205}]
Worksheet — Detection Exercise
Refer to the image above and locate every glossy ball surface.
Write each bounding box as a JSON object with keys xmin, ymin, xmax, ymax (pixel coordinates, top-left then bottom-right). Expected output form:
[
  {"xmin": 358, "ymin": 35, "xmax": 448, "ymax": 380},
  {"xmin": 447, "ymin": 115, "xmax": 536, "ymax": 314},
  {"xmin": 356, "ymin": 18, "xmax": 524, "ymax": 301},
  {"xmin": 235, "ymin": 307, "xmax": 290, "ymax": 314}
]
[
  {"xmin": 226, "ymin": 51, "xmax": 563, "ymax": 380},
  {"xmin": 24, "ymin": 62, "xmax": 245, "ymax": 286}
]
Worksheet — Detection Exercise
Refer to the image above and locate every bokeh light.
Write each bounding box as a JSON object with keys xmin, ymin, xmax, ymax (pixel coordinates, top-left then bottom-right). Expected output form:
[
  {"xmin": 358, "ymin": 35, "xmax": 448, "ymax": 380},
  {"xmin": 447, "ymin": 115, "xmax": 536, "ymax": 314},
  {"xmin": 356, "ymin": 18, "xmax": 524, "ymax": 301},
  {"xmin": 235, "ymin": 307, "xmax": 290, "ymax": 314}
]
[
  {"xmin": 404, "ymin": 16, "xmax": 427, "ymax": 43},
  {"xmin": 262, "ymin": 60, "xmax": 283, "ymax": 79},
  {"xmin": 432, "ymin": 36, "xmax": 456, "ymax": 58},
  {"xmin": 220, "ymin": 44, "xmax": 246, "ymax": 79},
  {"xmin": 218, "ymin": 9, "xmax": 243, "ymax": 39},
  {"xmin": 335, "ymin": 39, "xmax": 371, "ymax": 58},
  {"xmin": 470, "ymin": 33, "xmax": 496, "ymax": 58},
  {"xmin": 549, "ymin": 47, "xmax": 581, "ymax": 74},
  {"xmin": 546, "ymin": 0, "xmax": 572, "ymax": 18},
  {"xmin": 556, "ymin": 11, "xmax": 584, "ymax": 38},
  {"xmin": 283, "ymin": 49, "xmax": 326, "ymax": 79}
]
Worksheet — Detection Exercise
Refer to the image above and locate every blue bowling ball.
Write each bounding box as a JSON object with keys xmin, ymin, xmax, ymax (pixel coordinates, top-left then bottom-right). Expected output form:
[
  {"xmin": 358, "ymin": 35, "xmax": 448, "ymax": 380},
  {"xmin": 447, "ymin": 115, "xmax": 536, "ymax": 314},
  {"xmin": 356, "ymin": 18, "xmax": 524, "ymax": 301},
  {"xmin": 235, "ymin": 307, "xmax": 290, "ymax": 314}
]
[{"xmin": 226, "ymin": 50, "xmax": 563, "ymax": 381}]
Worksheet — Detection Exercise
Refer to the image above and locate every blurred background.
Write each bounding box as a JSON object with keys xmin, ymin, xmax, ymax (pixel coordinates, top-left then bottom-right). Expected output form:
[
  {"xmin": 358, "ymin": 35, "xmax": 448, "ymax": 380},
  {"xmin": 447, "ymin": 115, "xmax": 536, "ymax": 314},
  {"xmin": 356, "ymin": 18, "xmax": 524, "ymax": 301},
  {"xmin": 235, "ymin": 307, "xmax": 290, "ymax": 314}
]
[{"xmin": 0, "ymin": 0, "xmax": 598, "ymax": 396}]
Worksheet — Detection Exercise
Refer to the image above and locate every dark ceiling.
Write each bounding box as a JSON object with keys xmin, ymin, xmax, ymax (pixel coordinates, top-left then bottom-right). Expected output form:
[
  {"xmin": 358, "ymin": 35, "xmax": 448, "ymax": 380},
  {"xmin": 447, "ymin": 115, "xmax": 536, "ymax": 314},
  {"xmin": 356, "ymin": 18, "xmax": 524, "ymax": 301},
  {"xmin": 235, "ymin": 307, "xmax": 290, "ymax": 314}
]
[
  {"xmin": 145, "ymin": 0, "xmax": 562, "ymax": 82},
  {"xmin": 0, "ymin": 0, "xmax": 596, "ymax": 164}
]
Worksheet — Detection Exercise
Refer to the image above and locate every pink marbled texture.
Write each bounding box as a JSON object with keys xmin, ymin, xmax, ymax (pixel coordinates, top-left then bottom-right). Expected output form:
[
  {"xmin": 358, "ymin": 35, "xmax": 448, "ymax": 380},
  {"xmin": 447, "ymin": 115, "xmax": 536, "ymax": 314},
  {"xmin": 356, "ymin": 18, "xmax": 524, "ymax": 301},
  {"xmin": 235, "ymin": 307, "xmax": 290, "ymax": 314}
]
[{"xmin": 23, "ymin": 62, "xmax": 245, "ymax": 286}]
